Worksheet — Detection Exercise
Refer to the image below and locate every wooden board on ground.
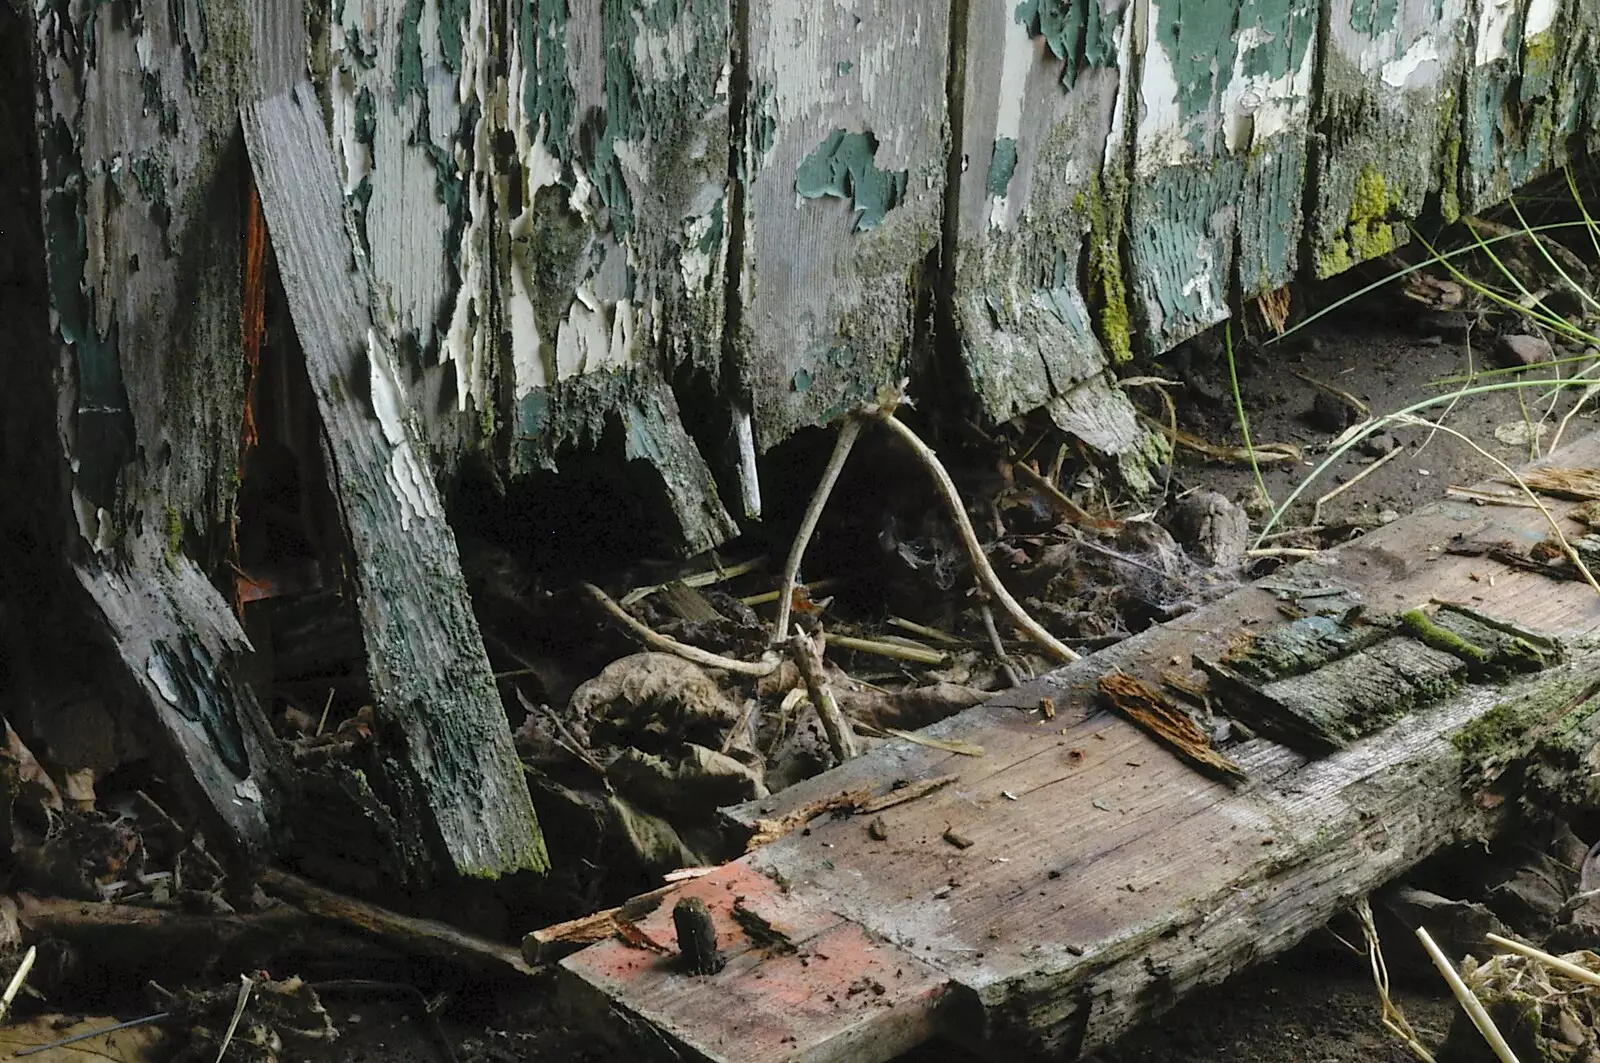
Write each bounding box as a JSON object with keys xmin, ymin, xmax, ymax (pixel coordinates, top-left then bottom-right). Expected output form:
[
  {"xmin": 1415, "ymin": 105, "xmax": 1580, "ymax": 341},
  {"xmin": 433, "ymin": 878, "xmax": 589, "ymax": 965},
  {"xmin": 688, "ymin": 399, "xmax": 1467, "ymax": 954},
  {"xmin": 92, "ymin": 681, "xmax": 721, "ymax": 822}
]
[
  {"xmin": 243, "ymin": 81, "xmax": 546, "ymax": 881},
  {"xmin": 561, "ymin": 430, "xmax": 1600, "ymax": 1061}
]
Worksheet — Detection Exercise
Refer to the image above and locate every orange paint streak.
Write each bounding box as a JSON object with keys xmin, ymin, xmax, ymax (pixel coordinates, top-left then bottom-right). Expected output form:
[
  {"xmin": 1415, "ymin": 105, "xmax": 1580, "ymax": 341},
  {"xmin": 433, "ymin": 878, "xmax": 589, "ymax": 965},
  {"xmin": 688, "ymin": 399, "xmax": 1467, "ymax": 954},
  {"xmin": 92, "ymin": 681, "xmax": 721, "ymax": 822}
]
[{"xmin": 242, "ymin": 178, "xmax": 267, "ymax": 454}]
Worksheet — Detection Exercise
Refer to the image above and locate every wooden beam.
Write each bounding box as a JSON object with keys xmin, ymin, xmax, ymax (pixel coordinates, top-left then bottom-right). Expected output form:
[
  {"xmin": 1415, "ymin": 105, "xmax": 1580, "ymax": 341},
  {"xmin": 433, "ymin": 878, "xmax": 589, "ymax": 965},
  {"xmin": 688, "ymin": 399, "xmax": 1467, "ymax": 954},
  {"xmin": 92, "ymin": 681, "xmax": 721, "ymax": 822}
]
[
  {"xmin": 242, "ymin": 82, "xmax": 546, "ymax": 881},
  {"xmin": 561, "ymin": 429, "xmax": 1600, "ymax": 1061},
  {"xmin": 77, "ymin": 556, "xmax": 289, "ymax": 859}
]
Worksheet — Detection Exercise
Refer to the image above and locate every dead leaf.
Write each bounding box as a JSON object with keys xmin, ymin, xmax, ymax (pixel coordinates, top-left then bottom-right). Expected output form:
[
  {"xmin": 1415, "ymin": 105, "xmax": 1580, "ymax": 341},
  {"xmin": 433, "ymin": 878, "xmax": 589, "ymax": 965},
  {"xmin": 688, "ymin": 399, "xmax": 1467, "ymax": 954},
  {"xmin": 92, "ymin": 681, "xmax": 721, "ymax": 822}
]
[{"xmin": 0, "ymin": 1014, "xmax": 167, "ymax": 1061}]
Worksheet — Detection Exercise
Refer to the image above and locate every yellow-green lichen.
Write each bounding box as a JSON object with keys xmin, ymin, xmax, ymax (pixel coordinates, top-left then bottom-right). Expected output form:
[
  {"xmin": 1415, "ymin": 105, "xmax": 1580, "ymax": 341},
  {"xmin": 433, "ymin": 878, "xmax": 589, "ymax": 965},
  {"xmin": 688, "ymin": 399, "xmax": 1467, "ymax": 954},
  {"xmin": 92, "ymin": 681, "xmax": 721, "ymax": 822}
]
[
  {"xmin": 1084, "ymin": 174, "xmax": 1133, "ymax": 362},
  {"xmin": 164, "ymin": 505, "xmax": 183, "ymax": 561},
  {"xmin": 1346, "ymin": 165, "xmax": 1397, "ymax": 261}
]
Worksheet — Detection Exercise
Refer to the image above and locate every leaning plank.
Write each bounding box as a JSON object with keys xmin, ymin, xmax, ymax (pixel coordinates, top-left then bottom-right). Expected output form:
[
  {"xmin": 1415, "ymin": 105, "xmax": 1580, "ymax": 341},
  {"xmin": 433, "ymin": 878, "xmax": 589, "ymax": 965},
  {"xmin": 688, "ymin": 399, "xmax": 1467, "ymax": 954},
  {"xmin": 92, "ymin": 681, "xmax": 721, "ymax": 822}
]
[
  {"xmin": 77, "ymin": 556, "xmax": 288, "ymax": 859},
  {"xmin": 242, "ymin": 82, "xmax": 546, "ymax": 881},
  {"xmin": 563, "ymin": 429, "xmax": 1600, "ymax": 1061}
]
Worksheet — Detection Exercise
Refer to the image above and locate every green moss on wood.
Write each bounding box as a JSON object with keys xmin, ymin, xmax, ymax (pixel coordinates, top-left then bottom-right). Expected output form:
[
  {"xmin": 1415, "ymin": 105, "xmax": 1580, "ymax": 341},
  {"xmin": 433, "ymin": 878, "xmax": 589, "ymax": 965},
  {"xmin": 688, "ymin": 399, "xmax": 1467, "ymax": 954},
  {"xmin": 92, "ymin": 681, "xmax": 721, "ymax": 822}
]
[{"xmin": 1399, "ymin": 609, "xmax": 1492, "ymax": 664}]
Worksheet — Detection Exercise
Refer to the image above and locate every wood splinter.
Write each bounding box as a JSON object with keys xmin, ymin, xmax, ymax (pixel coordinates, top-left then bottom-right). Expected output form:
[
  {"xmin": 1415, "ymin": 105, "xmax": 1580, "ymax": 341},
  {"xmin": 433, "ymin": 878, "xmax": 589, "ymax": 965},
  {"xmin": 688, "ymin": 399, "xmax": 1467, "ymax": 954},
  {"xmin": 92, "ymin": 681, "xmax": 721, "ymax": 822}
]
[{"xmin": 673, "ymin": 898, "xmax": 724, "ymax": 976}]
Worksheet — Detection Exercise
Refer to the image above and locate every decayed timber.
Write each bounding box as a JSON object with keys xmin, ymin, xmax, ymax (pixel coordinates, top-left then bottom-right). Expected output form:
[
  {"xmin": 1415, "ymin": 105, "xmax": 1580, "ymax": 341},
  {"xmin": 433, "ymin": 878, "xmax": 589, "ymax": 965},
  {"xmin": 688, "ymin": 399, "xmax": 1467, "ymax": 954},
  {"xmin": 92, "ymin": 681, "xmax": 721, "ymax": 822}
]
[
  {"xmin": 18, "ymin": 0, "xmax": 306, "ymax": 856},
  {"xmin": 1311, "ymin": 0, "xmax": 1470, "ymax": 276},
  {"xmin": 242, "ymin": 82, "xmax": 546, "ymax": 881},
  {"xmin": 947, "ymin": 0, "xmax": 1156, "ymax": 489},
  {"xmin": 739, "ymin": 0, "xmax": 950, "ymax": 447},
  {"xmin": 560, "ymin": 431, "xmax": 1600, "ymax": 1062},
  {"xmin": 1129, "ymin": 0, "xmax": 1318, "ymax": 353},
  {"xmin": 1460, "ymin": 0, "xmax": 1599, "ymax": 214},
  {"xmin": 77, "ymin": 557, "xmax": 289, "ymax": 858}
]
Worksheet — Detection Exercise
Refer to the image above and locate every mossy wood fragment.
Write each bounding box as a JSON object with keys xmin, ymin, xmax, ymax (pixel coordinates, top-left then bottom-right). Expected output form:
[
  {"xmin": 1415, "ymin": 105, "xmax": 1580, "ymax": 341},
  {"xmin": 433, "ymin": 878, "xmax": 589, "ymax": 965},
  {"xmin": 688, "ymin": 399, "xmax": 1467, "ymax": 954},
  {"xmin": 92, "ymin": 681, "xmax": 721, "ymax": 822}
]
[
  {"xmin": 244, "ymin": 81, "xmax": 547, "ymax": 881},
  {"xmin": 1311, "ymin": 0, "xmax": 1470, "ymax": 276},
  {"xmin": 1201, "ymin": 605, "xmax": 1561, "ymax": 754}
]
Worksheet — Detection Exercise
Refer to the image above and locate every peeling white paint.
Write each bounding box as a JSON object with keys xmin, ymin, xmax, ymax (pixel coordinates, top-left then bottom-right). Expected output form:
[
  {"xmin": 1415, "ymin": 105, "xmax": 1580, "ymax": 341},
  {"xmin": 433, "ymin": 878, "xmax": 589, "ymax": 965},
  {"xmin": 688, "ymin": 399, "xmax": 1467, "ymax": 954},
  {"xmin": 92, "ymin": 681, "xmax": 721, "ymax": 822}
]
[
  {"xmin": 1221, "ymin": 19, "xmax": 1315, "ymax": 154},
  {"xmin": 734, "ymin": 409, "xmax": 762, "ymax": 519},
  {"xmin": 1476, "ymin": 0, "xmax": 1518, "ymax": 65},
  {"xmin": 441, "ymin": 0, "xmax": 496, "ymax": 412},
  {"xmin": 135, "ymin": 28, "xmax": 153, "ymax": 71},
  {"xmin": 367, "ymin": 327, "xmax": 407, "ymax": 447},
  {"xmin": 419, "ymin": 0, "xmax": 441, "ymax": 69},
  {"xmin": 681, "ymin": 213, "xmax": 718, "ymax": 291},
  {"xmin": 1103, "ymin": 9, "xmax": 1133, "ymax": 175},
  {"xmin": 1381, "ymin": 35, "xmax": 1441, "ymax": 89},
  {"xmin": 1526, "ymin": 0, "xmax": 1559, "ymax": 40},
  {"xmin": 388, "ymin": 442, "xmax": 443, "ymax": 532},
  {"xmin": 1135, "ymin": 0, "xmax": 1187, "ymax": 173}
]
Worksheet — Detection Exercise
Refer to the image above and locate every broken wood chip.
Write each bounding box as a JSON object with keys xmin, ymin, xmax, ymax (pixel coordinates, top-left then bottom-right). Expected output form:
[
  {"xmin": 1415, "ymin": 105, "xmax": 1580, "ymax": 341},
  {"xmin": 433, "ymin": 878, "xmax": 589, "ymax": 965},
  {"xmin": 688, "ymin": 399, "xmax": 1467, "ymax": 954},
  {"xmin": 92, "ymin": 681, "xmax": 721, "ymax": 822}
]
[
  {"xmin": 1096, "ymin": 672, "xmax": 1247, "ymax": 784},
  {"xmin": 615, "ymin": 918, "xmax": 673, "ymax": 956},
  {"xmin": 942, "ymin": 826, "xmax": 975, "ymax": 850},
  {"xmin": 858, "ymin": 774, "xmax": 959, "ymax": 814},
  {"xmin": 882, "ymin": 727, "xmax": 985, "ymax": 756},
  {"xmin": 745, "ymin": 787, "xmax": 873, "ymax": 851},
  {"xmin": 731, "ymin": 899, "xmax": 797, "ymax": 955},
  {"xmin": 1508, "ymin": 467, "xmax": 1600, "ymax": 502}
]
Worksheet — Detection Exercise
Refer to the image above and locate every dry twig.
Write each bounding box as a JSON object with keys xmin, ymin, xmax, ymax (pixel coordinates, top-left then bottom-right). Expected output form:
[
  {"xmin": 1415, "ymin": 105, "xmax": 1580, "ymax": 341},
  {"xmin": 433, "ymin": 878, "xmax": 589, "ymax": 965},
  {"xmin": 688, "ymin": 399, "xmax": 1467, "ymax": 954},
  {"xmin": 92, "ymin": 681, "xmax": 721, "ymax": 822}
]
[
  {"xmin": 582, "ymin": 582, "xmax": 780, "ymax": 677},
  {"xmin": 869, "ymin": 410, "xmax": 1080, "ymax": 663},
  {"xmin": 775, "ymin": 420, "xmax": 863, "ymax": 643},
  {"xmin": 788, "ymin": 632, "xmax": 860, "ymax": 762}
]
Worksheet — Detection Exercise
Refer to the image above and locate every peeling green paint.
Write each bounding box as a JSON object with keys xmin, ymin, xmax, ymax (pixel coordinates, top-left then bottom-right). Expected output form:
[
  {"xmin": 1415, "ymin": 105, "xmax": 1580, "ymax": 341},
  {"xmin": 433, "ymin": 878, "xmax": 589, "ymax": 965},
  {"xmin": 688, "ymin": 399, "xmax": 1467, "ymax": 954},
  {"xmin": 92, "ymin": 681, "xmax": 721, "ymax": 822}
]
[
  {"xmin": 794, "ymin": 129, "xmax": 908, "ymax": 232},
  {"xmin": 395, "ymin": 0, "xmax": 426, "ymax": 105},
  {"xmin": 438, "ymin": 0, "xmax": 468, "ymax": 72},
  {"xmin": 986, "ymin": 137, "xmax": 1018, "ymax": 198},
  {"xmin": 519, "ymin": 0, "xmax": 575, "ymax": 168},
  {"xmin": 1014, "ymin": 0, "xmax": 1118, "ymax": 90},
  {"xmin": 1240, "ymin": 0, "xmax": 1315, "ymax": 80},
  {"xmin": 1152, "ymin": 0, "xmax": 1240, "ymax": 150},
  {"xmin": 1347, "ymin": 0, "xmax": 1399, "ymax": 35}
]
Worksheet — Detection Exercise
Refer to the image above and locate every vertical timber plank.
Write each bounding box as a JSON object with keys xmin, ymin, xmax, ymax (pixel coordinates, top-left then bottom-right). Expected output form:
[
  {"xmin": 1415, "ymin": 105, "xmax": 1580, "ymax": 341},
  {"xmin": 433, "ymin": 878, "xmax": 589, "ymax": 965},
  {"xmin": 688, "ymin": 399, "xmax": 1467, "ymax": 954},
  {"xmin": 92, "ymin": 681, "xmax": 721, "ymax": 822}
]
[
  {"xmin": 26, "ymin": 0, "xmax": 295, "ymax": 853},
  {"xmin": 950, "ymin": 0, "xmax": 1158, "ymax": 489},
  {"xmin": 1311, "ymin": 0, "xmax": 1471, "ymax": 278},
  {"xmin": 1127, "ymin": 0, "xmax": 1317, "ymax": 354},
  {"xmin": 326, "ymin": 0, "xmax": 483, "ymax": 462},
  {"xmin": 496, "ymin": 1, "xmax": 739, "ymax": 551},
  {"xmin": 1461, "ymin": 0, "xmax": 1599, "ymax": 213},
  {"xmin": 739, "ymin": 0, "xmax": 950, "ymax": 446},
  {"xmin": 244, "ymin": 81, "xmax": 548, "ymax": 880},
  {"xmin": 31, "ymin": 0, "xmax": 255, "ymax": 558}
]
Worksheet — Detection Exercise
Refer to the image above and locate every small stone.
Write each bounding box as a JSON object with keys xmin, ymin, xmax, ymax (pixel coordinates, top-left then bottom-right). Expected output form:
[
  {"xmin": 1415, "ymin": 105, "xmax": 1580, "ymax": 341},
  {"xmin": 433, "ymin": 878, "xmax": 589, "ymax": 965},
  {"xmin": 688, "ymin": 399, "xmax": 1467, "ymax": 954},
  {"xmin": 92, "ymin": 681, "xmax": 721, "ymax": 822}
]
[
  {"xmin": 1496, "ymin": 333, "xmax": 1554, "ymax": 366},
  {"xmin": 1359, "ymin": 432, "xmax": 1398, "ymax": 457},
  {"xmin": 1309, "ymin": 389, "xmax": 1362, "ymax": 432},
  {"xmin": 1378, "ymin": 508, "xmax": 1400, "ymax": 524},
  {"xmin": 868, "ymin": 816, "xmax": 888, "ymax": 841}
]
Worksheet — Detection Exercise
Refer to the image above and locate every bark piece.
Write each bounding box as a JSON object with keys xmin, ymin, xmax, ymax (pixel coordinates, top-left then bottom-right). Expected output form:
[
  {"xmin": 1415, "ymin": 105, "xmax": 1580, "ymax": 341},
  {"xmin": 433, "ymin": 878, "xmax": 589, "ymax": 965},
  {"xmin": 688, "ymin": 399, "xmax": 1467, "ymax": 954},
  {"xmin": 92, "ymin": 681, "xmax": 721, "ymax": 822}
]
[{"xmin": 241, "ymin": 82, "xmax": 545, "ymax": 880}]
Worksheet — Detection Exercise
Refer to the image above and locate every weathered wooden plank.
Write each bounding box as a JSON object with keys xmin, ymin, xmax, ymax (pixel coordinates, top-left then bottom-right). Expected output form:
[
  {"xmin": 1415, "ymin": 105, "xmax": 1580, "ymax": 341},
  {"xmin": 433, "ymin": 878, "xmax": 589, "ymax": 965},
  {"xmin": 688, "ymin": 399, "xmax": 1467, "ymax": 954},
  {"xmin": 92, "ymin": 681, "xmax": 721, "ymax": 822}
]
[
  {"xmin": 561, "ymin": 861, "xmax": 946, "ymax": 1063},
  {"xmin": 1311, "ymin": 0, "xmax": 1471, "ymax": 276},
  {"xmin": 494, "ymin": 0, "xmax": 742, "ymax": 548},
  {"xmin": 243, "ymin": 81, "xmax": 547, "ymax": 880},
  {"xmin": 1128, "ymin": 0, "xmax": 1317, "ymax": 353},
  {"xmin": 567, "ymin": 427, "xmax": 1600, "ymax": 1060},
  {"xmin": 738, "ymin": 0, "xmax": 950, "ymax": 447},
  {"xmin": 29, "ymin": 0, "xmax": 254, "ymax": 561},
  {"xmin": 76, "ymin": 557, "xmax": 289, "ymax": 858},
  {"xmin": 1460, "ymin": 0, "xmax": 1599, "ymax": 213},
  {"xmin": 948, "ymin": 0, "xmax": 1157, "ymax": 490}
]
